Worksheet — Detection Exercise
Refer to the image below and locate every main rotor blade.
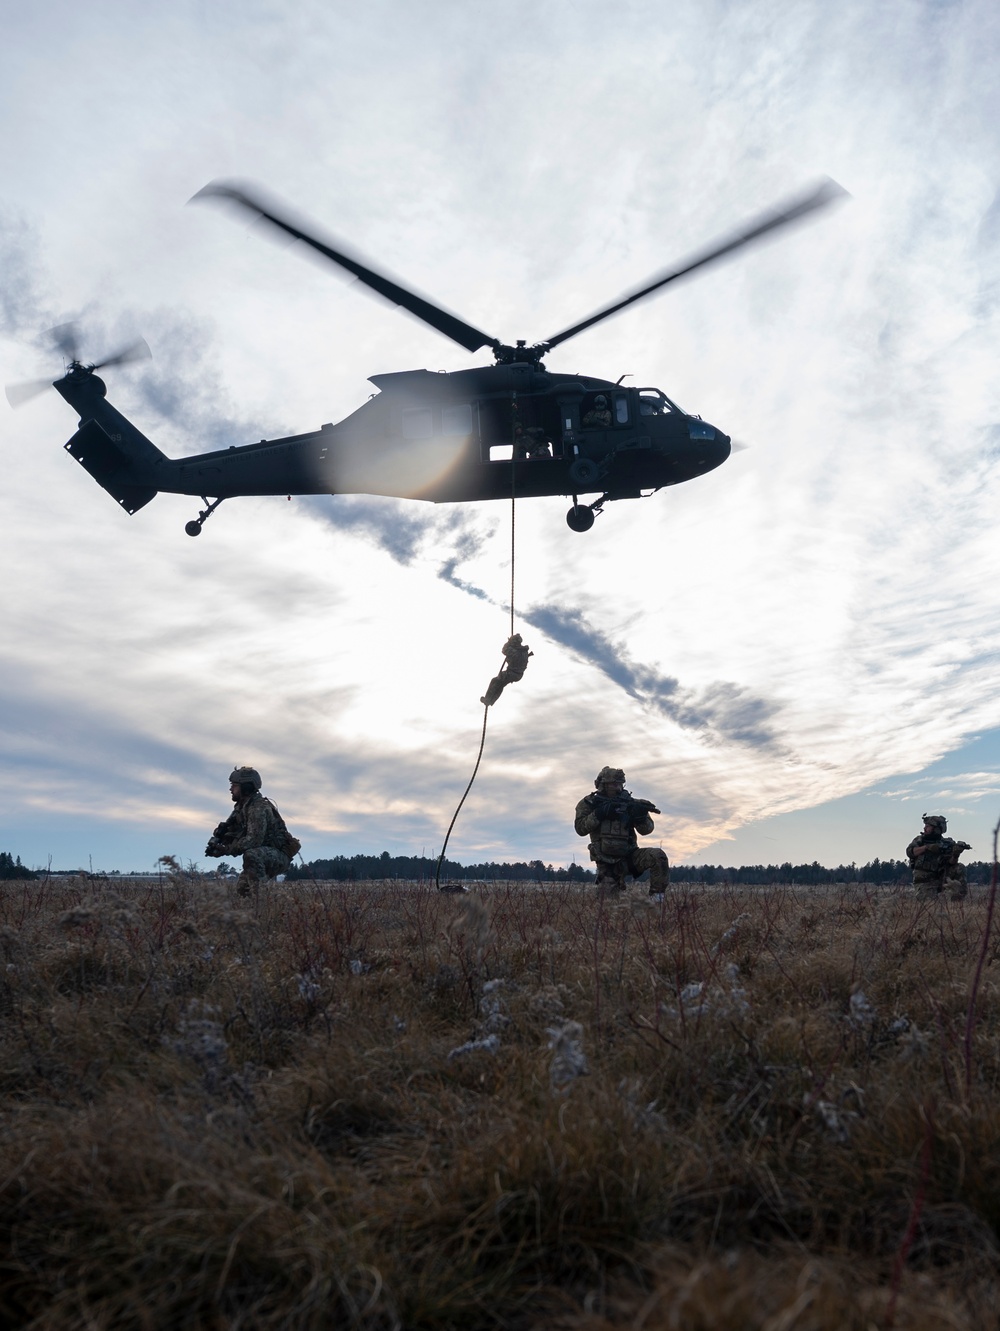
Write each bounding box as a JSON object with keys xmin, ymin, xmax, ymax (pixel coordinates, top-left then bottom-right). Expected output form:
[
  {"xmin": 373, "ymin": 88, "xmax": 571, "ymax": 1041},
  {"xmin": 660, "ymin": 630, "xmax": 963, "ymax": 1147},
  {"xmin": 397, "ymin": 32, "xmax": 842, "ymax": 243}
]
[
  {"xmin": 192, "ymin": 180, "xmax": 499, "ymax": 356},
  {"xmin": 93, "ymin": 337, "xmax": 152, "ymax": 371},
  {"xmin": 543, "ymin": 178, "xmax": 848, "ymax": 351},
  {"xmin": 5, "ymin": 377, "xmax": 55, "ymax": 408}
]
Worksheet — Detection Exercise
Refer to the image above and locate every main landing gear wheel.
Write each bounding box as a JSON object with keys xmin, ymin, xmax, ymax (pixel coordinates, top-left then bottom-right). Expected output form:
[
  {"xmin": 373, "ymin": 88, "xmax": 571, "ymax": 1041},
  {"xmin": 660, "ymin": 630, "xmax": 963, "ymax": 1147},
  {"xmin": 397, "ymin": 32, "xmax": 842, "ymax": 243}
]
[
  {"xmin": 184, "ymin": 520, "xmax": 202, "ymax": 537},
  {"xmin": 566, "ymin": 504, "xmax": 595, "ymax": 532}
]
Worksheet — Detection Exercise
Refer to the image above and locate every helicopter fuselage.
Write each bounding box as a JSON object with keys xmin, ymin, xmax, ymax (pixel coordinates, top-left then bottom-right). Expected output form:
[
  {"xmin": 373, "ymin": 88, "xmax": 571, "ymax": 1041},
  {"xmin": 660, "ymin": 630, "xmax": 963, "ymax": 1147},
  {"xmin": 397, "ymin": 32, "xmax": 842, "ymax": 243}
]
[{"xmin": 54, "ymin": 360, "xmax": 730, "ymax": 531}]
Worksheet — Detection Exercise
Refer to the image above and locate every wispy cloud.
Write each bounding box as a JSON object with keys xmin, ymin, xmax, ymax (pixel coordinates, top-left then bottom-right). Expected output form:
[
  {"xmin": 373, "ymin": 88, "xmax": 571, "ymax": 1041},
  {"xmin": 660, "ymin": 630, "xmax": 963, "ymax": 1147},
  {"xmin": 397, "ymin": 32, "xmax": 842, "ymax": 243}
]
[
  {"xmin": 522, "ymin": 603, "xmax": 781, "ymax": 748},
  {"xmin": 303, "ymin": 495, "xmax": 434, "ymax": 565}
]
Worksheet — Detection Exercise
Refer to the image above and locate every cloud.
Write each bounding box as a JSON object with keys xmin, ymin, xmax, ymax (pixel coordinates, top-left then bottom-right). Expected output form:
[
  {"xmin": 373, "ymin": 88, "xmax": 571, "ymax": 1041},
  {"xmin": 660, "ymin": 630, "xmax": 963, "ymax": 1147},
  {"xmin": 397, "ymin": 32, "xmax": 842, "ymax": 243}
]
[
  {"xmin": 124, "ymin": 309, "xmax": 274, "ymax": 453},
  {"xmin": 522, "ymin": 603, "xmax": 781, "ymax": 749},
  {"xmin": 303, "ymin": 495, "xmax": 499, "ymax": 587},
  {"xmin": 7, "ymin": 0, "xmax": 1000, "ymax": 872},
  {"xmin": 0, "ymin": 207, "xmax": 45, "ymax": 338},
  {"xmin": 435, "ymin": 513, "xmax": 496, "ymax": 600},
  {"xmin": 302, "ymin": 494, "xmax": 440, "ymax": 565}
]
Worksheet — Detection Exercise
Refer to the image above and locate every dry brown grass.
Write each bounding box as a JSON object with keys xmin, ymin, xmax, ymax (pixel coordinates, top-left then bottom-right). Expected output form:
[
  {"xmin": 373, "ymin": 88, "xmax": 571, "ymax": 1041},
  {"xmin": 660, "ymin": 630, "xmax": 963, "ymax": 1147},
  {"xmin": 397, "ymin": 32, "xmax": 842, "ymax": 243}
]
[{"xmin": 1, "ymin": 874, "xmax": 998, "ymax": 1329}]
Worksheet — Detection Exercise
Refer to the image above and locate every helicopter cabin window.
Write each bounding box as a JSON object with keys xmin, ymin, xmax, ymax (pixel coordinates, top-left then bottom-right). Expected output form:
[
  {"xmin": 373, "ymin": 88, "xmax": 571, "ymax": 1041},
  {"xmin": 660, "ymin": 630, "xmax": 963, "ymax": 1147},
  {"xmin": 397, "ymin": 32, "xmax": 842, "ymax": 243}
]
[
  {"xmin": 402, "ymin": 408, "xmax": 434, "ymax": 439},
  {"xmin": 442, "ymin": 403, "xmax": 473, "ymax": 436},
  {"xmin": 613, "ymin": 393, "xmax": 629, "ymax": 425}
]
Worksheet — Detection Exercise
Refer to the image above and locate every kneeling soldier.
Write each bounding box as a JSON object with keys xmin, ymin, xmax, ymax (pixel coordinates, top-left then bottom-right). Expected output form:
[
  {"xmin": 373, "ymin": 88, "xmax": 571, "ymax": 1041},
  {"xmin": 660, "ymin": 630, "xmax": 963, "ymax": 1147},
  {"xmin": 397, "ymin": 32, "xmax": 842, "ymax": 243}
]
[
  {"xmin": 205, "ymin": 766, "xmax": 301, "ymax": 897},
  {"xmin": 575, "ymin": 766, "xmax": 670, "ymax": 897},
  {"xmin": 906, "ymin": 814, "xmax": 970, "ymax": 900}
]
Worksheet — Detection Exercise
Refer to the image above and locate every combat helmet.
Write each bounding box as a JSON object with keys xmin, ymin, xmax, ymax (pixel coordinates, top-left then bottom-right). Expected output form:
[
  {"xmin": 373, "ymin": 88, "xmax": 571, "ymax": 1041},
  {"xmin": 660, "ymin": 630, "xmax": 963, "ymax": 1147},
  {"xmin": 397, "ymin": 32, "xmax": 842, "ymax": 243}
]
[
  {"xmin": 595, "ymin": 766, "xmax": 626, "ymax": 789},
  {"xmin": 230, "ymin": 766, "xmax": 262, "ymax": 790},
  {"xmin": 922, "ymin": 813, "xmax": 947, "ymax": 832}
]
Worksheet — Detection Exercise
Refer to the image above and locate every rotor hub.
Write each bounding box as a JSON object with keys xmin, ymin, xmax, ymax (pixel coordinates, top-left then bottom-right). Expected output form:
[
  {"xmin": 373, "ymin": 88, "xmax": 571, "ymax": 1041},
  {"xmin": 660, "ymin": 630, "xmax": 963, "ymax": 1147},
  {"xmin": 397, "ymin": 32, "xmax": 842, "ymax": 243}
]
[{"xmin": 492, "ymin": 339, "xmax": 547, "ymax": 367}]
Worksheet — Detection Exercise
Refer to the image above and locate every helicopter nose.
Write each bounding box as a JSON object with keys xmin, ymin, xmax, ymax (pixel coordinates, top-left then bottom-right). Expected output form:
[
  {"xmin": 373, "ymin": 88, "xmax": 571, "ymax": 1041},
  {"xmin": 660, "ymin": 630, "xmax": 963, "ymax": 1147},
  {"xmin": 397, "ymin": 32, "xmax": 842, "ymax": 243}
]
[{"xmin": 686, "ymin": 419, "xmax": 730, "ymax": 471}]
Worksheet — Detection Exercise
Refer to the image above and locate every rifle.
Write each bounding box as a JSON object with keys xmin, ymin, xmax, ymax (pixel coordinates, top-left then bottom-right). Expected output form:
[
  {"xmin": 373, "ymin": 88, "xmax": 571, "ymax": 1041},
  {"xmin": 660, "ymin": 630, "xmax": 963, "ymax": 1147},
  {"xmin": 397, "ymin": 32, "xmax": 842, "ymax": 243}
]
[{"xmin": 591, "ymin": 794, "xmax": 661, "ymax": 822}]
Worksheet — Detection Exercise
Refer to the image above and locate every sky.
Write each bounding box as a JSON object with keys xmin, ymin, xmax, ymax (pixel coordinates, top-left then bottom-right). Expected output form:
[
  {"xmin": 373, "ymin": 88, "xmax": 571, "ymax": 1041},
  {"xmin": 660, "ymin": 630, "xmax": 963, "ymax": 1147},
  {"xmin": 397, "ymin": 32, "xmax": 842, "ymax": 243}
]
[{"xmin": 3, "ymin": 0, "xmax": 1000, "ymax": 873}]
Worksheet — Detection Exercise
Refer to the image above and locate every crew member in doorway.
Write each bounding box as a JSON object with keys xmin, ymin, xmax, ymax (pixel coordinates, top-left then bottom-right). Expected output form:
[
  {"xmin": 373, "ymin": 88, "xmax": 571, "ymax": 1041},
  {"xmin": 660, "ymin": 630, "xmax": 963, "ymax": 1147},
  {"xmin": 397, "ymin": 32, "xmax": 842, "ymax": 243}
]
[{"xmin": 581, "ymin": 394, "xmax": 612, "ymax": 428}]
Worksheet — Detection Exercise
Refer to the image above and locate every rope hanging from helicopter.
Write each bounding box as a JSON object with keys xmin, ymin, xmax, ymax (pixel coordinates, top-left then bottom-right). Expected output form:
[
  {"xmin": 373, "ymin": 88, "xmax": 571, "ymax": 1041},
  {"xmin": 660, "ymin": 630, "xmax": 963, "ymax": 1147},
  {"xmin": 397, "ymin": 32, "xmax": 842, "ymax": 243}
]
[{"xmin": 434, "ymin": 395, "xmax": 531, "ymax": 890}]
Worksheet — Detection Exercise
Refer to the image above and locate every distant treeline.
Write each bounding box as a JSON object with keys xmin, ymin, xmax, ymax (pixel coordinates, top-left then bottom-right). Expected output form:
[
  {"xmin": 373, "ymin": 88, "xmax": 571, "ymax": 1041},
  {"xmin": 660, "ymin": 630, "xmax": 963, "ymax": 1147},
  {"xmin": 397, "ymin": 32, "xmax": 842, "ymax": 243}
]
[
  {"xmin": 0, "ymin": 852, "xmax": 36, "ymax": 880},
  {"xmin": 670, "ymin": 859, "xmax": 997, "ymax": 885},
  {"xmin": 287, "ymin": 852, "xmax": 998, "ymax": 886},
  {"xmin": 3, "ymin": 849, "xmax": 995, "ymax": 887},
  {"xmin": 286, "ymin": 853, "xmax": 595, "ymax": 882}
]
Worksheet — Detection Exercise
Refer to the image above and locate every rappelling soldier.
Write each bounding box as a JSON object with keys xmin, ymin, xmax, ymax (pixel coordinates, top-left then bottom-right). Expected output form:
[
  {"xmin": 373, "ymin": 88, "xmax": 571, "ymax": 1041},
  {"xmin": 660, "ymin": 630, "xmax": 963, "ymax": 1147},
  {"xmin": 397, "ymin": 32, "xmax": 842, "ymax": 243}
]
[
  {"xmin": 205, "ymin": 766, "xmax": 301, "ymax": 897},
  {"xmin": 481, "ymin": 633, "xmax": 533, "ymax": 707},
  {"xmin": 575, "ymin": 766, "xmax": 670, "ymax": 897},
  {"xmin": 906, "ymin": 814, "xmax": 971, "ymax": 900}
]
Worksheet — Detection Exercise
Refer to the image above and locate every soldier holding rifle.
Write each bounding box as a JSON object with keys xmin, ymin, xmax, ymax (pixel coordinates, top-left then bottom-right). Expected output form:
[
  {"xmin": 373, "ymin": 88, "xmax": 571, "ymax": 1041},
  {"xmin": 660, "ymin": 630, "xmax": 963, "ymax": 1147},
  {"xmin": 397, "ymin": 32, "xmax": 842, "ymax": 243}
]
[
  {"xmin": 575, "ymin": 766, "xmax": 670, "ymax": 898},
  {"xmin": 205, "ymin": 766, "xmax": 300, "ymax": 898},
  {"xmin": 906, "ymin": 813, "xmax": 971, "ymax": 901}
]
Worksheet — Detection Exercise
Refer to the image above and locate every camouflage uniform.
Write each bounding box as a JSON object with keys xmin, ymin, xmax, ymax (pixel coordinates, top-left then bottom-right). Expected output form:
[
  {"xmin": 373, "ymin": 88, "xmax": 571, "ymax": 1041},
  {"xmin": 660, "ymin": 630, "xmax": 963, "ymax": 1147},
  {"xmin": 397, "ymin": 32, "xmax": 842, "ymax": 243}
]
[
  {"xmin": 943, "ymin": 857, "xmax": 969, "ymax": 901},
  {"xmin": 575, "ymin": 766, "xmax": 669, "ymax": 896},
  {"xmin": 481, "ymin": 634, "xmax": 533, "ymax": 708},
  {"xmin": 906, "ymin": 815, "xmax": 969, "ymax": 900},
  {"xmin": 206, "ymin": 767, "xmax": 293, "ymax": 896},
  {"xmin": 581, "ymin": 395, "xmax": 612, "ymax": 429}
]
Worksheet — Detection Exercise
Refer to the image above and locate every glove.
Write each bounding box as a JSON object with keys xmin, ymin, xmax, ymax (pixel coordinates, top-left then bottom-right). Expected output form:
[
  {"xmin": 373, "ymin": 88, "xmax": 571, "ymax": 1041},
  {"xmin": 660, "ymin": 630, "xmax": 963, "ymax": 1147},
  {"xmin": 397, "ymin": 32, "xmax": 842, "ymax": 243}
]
[
  {"xmin": 204, "ymin": 838, "xmax": 226, "ymax": 858},
  {"xmin": 630, "ymin": 799, "xmax": 661, "ymax": 817}
]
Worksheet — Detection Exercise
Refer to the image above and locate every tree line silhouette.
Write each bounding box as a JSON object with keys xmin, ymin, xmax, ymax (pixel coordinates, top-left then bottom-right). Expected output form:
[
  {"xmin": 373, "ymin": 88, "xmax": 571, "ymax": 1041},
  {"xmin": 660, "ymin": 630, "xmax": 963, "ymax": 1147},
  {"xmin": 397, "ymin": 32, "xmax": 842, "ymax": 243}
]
[
  {"xmin": 285, "ymin": 852, "xmax": 997, "ymax": 886},
  {"xmin": 1, "ymin": 849, "xmax": 991, "ymax": 886}
]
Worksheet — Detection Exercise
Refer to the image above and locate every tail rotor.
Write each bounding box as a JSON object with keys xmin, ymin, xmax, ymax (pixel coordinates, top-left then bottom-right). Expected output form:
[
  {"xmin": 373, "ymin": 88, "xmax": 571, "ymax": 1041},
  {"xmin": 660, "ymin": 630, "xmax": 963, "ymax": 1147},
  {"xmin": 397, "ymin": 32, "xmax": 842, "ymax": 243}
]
[{"xmin": 5, "ymin": 323, "xmax": 151, "ymax": 409}]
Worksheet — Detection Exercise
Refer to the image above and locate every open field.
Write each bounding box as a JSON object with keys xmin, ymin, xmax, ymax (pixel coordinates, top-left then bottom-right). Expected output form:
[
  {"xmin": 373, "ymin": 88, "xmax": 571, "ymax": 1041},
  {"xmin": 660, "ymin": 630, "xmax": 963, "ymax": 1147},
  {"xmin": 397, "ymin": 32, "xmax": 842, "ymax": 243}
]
[{"xmin": 1, "ymin": 874, "xmax": 998, "ymax": 1329}]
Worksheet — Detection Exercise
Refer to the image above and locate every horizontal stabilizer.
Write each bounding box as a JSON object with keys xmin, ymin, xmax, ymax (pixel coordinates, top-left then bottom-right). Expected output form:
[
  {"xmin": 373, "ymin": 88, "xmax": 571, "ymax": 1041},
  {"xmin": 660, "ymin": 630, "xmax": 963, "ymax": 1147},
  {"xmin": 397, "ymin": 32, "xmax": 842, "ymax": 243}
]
[{"xmin": 64, "ymin": 419, "xmax": 158, "ymax": 514}]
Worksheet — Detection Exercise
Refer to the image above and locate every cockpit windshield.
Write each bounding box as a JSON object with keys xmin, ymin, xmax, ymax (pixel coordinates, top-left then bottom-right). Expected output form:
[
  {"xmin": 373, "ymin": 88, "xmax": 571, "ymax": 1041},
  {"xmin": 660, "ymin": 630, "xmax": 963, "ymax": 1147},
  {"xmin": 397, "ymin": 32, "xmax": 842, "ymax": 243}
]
[{"xmin": 638, "ymin": 388, "xmax": 682, "ymax": 417}]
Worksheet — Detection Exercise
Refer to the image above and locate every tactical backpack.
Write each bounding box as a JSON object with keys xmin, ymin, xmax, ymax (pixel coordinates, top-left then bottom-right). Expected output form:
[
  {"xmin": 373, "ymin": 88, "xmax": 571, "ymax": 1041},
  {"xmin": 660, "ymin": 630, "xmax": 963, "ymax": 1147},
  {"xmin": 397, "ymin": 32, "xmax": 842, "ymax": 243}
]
[{"xmin": 264, "ymin": 798, "xmax": 302, "ymax": 860}]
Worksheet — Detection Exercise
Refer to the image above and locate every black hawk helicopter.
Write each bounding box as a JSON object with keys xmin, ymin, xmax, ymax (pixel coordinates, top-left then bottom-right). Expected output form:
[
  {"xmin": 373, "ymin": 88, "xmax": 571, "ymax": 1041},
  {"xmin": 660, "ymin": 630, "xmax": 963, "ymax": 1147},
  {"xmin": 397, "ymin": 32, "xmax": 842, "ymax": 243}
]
[{"xmin": 7, "ymin": 179, "xmax": 845, "ymax": 534}]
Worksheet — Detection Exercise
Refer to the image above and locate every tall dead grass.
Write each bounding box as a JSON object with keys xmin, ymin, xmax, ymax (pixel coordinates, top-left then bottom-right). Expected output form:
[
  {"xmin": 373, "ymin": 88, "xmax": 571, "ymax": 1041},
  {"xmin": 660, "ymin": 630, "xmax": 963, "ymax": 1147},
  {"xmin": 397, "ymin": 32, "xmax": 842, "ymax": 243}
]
[{"xmin": 1, "ymin": 874, "xmax": 998, "ymax": 1328}]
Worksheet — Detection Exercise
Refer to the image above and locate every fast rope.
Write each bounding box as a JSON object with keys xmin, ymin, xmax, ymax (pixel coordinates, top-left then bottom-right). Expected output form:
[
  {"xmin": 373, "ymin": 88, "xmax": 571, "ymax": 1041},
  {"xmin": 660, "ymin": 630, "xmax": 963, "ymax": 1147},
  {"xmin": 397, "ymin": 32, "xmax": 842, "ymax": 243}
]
[{"xmin": 435, "ymin": 397, "xmax": 530, "ymax": 891}]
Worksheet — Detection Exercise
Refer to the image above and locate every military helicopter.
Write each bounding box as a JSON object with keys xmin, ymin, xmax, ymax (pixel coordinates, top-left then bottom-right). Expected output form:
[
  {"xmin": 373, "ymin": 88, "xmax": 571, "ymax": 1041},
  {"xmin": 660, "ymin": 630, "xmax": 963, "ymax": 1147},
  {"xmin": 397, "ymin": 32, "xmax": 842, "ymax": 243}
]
[{"xmin": 7, "ymin": 178, "xmax": 845, "ymax": 534}]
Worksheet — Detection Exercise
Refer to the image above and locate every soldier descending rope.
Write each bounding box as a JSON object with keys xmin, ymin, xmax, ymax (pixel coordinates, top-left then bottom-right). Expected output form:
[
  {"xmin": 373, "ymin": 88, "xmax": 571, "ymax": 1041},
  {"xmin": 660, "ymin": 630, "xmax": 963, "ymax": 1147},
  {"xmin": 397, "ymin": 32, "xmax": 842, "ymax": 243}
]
[
  {"xmin": 575, "ymin": 766, "xmax": 670, "ymax": 898},
  {"xmin": 205, "ymin": 766, "xmax": 301, "ymax": 898},
  {"xmin": 480, "ymin": 634, "xmax": 533, "ymax": 708}
]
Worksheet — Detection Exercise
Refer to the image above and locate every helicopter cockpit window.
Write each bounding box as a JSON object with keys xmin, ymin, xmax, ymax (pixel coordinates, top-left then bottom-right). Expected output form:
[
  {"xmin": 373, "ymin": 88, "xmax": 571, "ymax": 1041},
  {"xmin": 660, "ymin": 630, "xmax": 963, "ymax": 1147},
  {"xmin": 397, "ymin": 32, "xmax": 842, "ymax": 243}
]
[
  {"xmin": 442, "ymin": 403, "xmax": 473, "ymax": 436},
  {"xmin": 402, "ymin": 408, "xmax": 434, "ymax": 439},
  {"xmin": 638, "ymin": 389, "xmax": 674, "ymax": 418},
  {"xmin": 613, "ymin": 394, "xmax": 629, "ymax": 425}
]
